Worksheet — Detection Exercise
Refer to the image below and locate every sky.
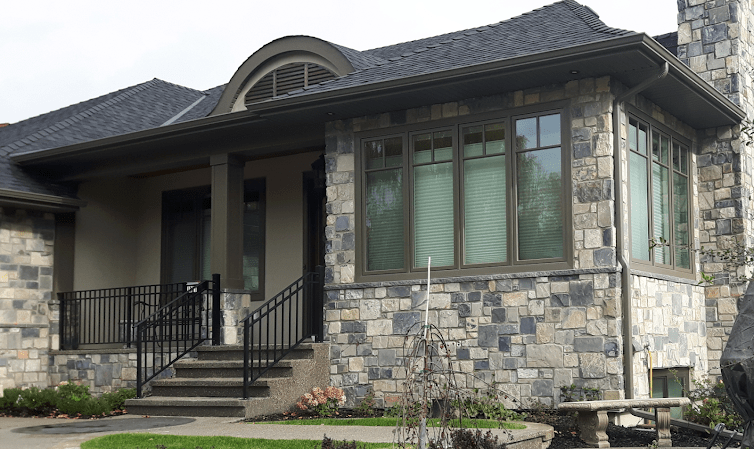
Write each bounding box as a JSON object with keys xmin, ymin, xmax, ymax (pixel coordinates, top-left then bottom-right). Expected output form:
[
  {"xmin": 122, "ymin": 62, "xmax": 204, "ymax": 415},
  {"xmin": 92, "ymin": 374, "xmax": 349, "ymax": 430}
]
[{"xmin": 0, "ymin": 0, "xmax": 679, "ymax": 125}]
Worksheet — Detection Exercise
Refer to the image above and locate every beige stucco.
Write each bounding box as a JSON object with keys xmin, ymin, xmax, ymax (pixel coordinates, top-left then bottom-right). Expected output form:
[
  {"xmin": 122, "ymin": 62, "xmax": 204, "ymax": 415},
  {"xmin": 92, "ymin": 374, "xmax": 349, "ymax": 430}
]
[{"xmin": 73, "ymin": 151, "xmax": 320, "ymax": 298}]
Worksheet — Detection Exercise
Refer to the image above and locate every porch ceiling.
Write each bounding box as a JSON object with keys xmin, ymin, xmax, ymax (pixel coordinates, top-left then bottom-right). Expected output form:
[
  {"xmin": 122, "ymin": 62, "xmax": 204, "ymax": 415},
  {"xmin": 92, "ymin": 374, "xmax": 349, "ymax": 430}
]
[{"xmin": 12, "ymin": 34, "xmax": 743, "ymax": 182}]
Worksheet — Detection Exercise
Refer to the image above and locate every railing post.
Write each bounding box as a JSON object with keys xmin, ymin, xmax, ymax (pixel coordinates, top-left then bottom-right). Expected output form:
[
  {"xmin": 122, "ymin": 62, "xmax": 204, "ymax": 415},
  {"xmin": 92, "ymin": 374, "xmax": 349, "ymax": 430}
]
[
  {"xmin": 136, "ymin": 323, "xmax": 143, "ymax": 398},
  {"xmin": 59, "ymin": 293, "xmax": 66, "ymax": 350},
  {"xmin": 126, "ymin": 287, "xmax": 133, "ymax": 348},
  {"xmin": 243, "ymin": 321, "xmax": 249, "ymax": 399},
  {"xmin": 212, "ymin": 273, "xmax": 221, "ymax": 345},
  {"xmin": 314, "ymin": 266, "xmax": 325, "ymax": 342}
]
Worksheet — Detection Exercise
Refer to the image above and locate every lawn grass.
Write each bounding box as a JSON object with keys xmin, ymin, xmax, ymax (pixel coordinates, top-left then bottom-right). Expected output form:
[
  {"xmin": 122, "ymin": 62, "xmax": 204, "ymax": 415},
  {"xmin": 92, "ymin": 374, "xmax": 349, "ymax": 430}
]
[
  {"xmin": 80, "ymin": 433, "xmax": 394, "ymax": 449},
  {"xmin": 258, "ymin": 416, "xmax": 526, "ymax": 429}
]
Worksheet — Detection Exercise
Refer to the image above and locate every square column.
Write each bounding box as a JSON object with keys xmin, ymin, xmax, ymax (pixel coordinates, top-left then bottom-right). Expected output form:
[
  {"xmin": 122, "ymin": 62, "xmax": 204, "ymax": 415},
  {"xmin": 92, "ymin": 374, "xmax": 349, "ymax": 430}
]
[{"xmin": 210, "ymin": 154, "xmax": 244, "ymax": 290}]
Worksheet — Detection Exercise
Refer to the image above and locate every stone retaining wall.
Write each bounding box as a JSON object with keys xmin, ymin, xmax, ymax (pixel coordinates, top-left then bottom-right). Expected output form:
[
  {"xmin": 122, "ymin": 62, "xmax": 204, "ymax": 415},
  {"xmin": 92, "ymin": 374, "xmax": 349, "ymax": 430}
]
[{"xmin": 48, "ymin": 349, "xmax": 139, "ymax": 394}]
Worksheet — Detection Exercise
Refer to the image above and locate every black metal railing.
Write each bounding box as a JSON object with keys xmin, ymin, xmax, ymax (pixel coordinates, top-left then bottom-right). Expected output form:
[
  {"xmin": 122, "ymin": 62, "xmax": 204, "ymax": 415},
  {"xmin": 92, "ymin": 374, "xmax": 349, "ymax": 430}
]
[
  {"xmin": 242, "ymin": 267, "xmax": 323, "ymax": 399},
  {"xmin": 136, "ymin": 274, "xmax": 221, "ymax": 397},
  {"xmin": 58, "ymin": 282, "xmax": 188, "ymax": 349}
]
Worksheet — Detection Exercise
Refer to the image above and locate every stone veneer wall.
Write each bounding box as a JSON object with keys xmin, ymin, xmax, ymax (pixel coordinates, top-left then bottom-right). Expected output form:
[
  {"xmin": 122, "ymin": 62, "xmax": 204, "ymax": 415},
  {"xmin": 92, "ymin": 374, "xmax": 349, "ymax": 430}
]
[
  {"xmin": 0, "ymin": 208, "xmax": 55, "ymax": 394},
  {"xmin": 615, "ymin": 88, "xmax": 708, "ymax": 396},
  {"xmin": 48, "ymin": 350, "xmax": 139, "ymax": 394},
  {"xmin": 323, "ymin": 78, "xmax": 627, "ymax": 407},
  {"xmin": 676, "ymin": 0, "xmax": 754, "ymax": 375},
  {"xmin": 629, "ymin": 276, "xmax": 708, "ymax": 396}
]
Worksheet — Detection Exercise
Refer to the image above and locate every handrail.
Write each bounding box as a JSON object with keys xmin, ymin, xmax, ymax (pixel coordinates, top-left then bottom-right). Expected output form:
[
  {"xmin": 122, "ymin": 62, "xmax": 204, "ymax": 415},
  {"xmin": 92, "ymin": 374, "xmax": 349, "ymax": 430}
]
[
  {"xmin": 242, "ymin": 267, "xmax": 323, "ymax": 399},
  {"xmin": 135, "ymin": 274, "xmax": 221, "ymax": 397},
  {"xmin": 58, "ymin": 282, "xmax": 188, "ymax": 349}
]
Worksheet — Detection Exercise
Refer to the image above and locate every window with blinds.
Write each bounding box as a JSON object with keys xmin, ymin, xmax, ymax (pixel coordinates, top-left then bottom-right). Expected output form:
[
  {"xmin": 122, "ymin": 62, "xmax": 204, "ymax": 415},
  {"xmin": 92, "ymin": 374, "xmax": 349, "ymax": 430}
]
[
  {"xmin": 628, "ymin": 116, "xmax": 691, "ymax": 272},
  {"xmin": 360, "ymin": 110, "xmax": 566, "ymax": 277}
]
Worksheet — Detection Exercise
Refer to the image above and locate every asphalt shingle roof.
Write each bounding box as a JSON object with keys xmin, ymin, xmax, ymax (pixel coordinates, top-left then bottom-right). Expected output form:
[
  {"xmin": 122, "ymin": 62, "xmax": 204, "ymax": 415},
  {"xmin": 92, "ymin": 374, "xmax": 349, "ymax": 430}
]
[
  {"xmin": 276, "ymin": 0, "xmax": 635, "ymax": 100},
  {"xmin": 1, "ymin": 0, "xmax": 642, "ymax": 200},
  {"xmin": 0, "ymin": 79, "xmax": 220, "ymax": 198}
]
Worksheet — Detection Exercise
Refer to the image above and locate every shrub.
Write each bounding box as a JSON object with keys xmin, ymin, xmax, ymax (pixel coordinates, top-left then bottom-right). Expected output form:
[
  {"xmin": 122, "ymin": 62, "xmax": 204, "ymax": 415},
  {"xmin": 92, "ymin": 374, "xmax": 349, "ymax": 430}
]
[
  {"xmin": 455, "ymin": 388, "xmax": 524, "ymax": 422},
  {"xmin": 429, "ymin": 428, "xmax": 505, "ymax": 449},
  {"xmin": 296, "ymin": 386, "xmax": 346, "ymax": 417},
  {"xmin": 0, "ymin": 383, "xmax": 136, "ymax": 417},
  {"xmin": 684, "ymin": 377, "xmax": 743, "ymax": 430},
  {"xmin": 355, "ymin": 389, "xmax": 376, "ymax": 417},
  {"xmin": 321, "ymin": 435, "xmax": 368, "ymax": 449}
]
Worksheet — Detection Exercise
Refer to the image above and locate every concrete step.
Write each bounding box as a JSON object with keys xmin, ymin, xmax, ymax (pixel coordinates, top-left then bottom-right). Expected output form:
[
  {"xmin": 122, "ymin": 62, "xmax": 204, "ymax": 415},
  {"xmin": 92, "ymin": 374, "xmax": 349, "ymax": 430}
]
[
  {"xmin": 173, "ymin": 359, "xmax": 293, "ymax": 378},
  {"xmin": 149, "ymin": 377, "xmax": 271, "ymax": 398},
  {"xmin": 125, "ymin": 397, "xmax": 247, "ymax": 417},
  {"xmin": 195, "ymin": 343, "xmax": 315, "ymax": 361}
]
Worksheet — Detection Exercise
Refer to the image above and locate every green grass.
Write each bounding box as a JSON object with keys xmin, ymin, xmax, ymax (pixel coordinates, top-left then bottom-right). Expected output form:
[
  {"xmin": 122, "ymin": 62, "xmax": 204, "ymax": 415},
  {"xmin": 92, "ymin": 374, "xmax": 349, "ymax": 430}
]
[
  {"xmin": 81, "ymin": 433, "xmax": 393, "ymax": 449},
  {"xmin": 259, "ymin": 416, "xmax": 526, "ymax": 429}
]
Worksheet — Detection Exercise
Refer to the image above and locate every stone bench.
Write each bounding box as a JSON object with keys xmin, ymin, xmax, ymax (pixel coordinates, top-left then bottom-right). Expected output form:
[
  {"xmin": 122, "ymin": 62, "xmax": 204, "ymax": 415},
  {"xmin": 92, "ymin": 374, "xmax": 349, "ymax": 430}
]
[{"xmin": 557, "ymin": 397, "xmax": 691, "ymax": 448}]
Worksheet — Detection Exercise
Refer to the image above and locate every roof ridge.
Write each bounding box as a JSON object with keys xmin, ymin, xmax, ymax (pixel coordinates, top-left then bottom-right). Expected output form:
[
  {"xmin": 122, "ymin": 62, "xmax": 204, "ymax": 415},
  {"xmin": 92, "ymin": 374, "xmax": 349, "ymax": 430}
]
[
  {"xmin": 563, "ymin": 0, "xmax": 632, "ymax": 36},
  {"xmin": 361, "ymin": 2, "xmax": 598, "ymax": 67},
  {"xmin": 1, "ymin": 79, "xmax": 163, "ymax": 155}
]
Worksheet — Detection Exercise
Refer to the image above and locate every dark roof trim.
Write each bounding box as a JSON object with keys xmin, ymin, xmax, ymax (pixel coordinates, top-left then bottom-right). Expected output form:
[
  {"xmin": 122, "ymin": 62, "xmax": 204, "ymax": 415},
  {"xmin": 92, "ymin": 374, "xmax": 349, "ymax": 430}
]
[
  {"xmin": 211, "ymin": 36, "xmax": 357, "ymax": 115},
  {"xmin": 246, "ymin": 34, "xmax": 744, "ymax": 125},
  {"xmin": 0, "ymin": 188, "xmax": 86, "ymax": 212},
  {"xmin": 12, "ymin": 109, "xmax": 265, "ymax": 165}
]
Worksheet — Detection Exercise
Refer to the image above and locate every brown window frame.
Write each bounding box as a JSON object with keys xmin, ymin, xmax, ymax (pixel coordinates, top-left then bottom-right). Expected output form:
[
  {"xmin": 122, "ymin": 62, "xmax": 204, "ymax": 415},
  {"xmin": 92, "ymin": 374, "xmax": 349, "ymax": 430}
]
[
  {"xmin": 354, "ymin": 105, "xmax": 572, "ymax": 282},
  {"xmin": 627, "ymin": 108, "xmax": 694, "ymax": 278}
]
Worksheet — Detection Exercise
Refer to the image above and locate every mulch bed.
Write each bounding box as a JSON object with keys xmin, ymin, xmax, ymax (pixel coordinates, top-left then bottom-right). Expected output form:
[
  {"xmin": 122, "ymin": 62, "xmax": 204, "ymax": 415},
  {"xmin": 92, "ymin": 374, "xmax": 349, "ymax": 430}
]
[{"xmin": 524, "ymin": 409, "xmax": 732, "ymax": 449}]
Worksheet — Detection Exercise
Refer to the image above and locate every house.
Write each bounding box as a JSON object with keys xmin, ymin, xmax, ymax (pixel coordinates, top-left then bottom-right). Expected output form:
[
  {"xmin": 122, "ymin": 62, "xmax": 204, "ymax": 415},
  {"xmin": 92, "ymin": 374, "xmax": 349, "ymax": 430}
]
[{"xmin": 0, "ymin": 0, "xmax": 749, "ymax": 415}]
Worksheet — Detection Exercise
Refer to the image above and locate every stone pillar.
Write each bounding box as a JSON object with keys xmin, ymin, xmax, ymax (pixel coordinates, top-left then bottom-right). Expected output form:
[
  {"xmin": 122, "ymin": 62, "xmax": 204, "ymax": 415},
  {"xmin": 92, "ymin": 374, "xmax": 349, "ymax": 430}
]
[
  {"xmin": 210, "ymin": 154, "xmax": 245, "ymax": 290},
  {"xmin": 677, "ymin": 0, "xmax": 754, "ymax": 374}
]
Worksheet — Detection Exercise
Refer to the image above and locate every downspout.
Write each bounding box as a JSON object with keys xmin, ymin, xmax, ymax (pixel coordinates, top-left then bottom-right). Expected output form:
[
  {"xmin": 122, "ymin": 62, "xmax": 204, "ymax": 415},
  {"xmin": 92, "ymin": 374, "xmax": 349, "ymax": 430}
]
[{"xmin": 612, "ymin": 62, "xmax": 668, "ymax": 399}]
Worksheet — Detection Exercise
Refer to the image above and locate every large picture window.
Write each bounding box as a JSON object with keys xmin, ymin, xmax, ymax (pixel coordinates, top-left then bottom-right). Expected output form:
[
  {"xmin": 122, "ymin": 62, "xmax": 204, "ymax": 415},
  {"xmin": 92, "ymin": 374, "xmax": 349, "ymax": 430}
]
[
  {"xmin": 359, "ymin": 110, "xmax": 567, "ymax": 277},
  {"xmin": 628, "ymin": 116, "xmax": 691, "ymax": 271}
]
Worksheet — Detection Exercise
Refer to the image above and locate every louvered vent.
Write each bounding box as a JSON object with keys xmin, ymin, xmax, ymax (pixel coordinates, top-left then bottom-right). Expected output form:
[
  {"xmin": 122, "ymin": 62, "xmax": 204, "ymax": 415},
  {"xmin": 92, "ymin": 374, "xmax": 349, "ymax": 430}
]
[{"xmin": 245, "ymin": 63, "xmax": 336, "ymax": 105}]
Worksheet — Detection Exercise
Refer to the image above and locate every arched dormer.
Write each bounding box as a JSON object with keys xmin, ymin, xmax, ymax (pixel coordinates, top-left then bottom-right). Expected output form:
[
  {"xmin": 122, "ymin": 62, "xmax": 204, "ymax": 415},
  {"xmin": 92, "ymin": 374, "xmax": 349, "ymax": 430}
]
[{"xmin": 211, "ymin": 36, "xmax": 356, "ymax": 115}]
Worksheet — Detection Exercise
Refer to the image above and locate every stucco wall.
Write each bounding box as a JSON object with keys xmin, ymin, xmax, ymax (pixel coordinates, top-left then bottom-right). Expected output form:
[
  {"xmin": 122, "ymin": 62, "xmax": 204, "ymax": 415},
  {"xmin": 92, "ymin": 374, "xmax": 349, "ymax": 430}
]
[{"xmin": 73, "ymin": 151, "xmax": 318, "ymax": 297}]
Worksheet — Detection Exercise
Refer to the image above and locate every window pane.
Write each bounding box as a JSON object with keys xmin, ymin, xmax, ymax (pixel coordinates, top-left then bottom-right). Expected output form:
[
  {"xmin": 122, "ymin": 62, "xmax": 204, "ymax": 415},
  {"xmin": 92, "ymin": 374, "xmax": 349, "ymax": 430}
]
[
  {"xmin": 652, "ymin": 132, "xmax": 660, "ymax": 162},
  {"xmin": 638, "ymin": 124, "xmax": 648, "ymax": 155},
  {"xmin": 516, "ymin": 117, "xmax": 537, "ymax": 150},
  {"xmin": 673, "ymin": 143, "xmax": 688, "ymax": 175},
  {"xmin": 413, "ymin": 133, "xmax": 432, "ymax": 164},
  {"xmin": 653, "ymin": 162, "xmax": 671, "ymax": 264},
  {"xmin": 539, "ymin": 114, "xmax": 560, "ymax": 146},
  {"xmin": 365, "ymin": 140, "xmax": 383, "ymax": 170},
  {"xmin": 385, "ymin": 137, "xmax": 403, "ymax": 168},
  {"xmin": 414, "ymin": 162, "xmax": 454, "ymax": 267},
  {"xmin": 629, "ymin": 121, "xmax": 637, "ymax": 152},
  {"xmin": 434, "ymin": 130, "xmax": 453, "ymax": 161},
  {"xmin": 517, "ymin": 148, "xmax": 563, "ymax": 260},
  {"xmin": 465, "ymin": 155, "xmax": 506, "ymax": 264},
  {"xmin": 366, "ymin": 170, "xmax": 404, "ymax": 271},
  {"xmin": 630, "ymin": 152, "xmax": 650, "ymax": 260},
  {"xmin": 243, "ymin": 200, "xmax": 263, "ymax": 291},
  {"xmin": 485, "ymin": 123, "xmax": 505, "ymax": 155},
  {"xmin": 661, "ymin": 135, "xmax": 669, "ymax": 164},
  {"xmin": 674, "ymin": 172, "xmax": 690, "ymax": 269},
  {"xmin": 463, "ymin": 125, "xmax": 484, "ymax": 158}
]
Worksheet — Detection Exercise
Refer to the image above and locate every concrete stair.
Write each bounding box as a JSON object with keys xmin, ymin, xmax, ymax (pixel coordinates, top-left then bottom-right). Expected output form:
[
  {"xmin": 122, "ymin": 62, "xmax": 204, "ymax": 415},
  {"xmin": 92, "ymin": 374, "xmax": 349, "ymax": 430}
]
[{"xmin": 125, "ymin": 342, "xmax": 329, "ymax": 418}]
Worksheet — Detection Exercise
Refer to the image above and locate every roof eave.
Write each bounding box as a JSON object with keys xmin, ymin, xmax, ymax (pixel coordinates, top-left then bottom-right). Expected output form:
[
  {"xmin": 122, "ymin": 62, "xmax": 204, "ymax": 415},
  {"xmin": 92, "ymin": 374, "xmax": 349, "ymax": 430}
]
[
  {"xmin": 246, "ymin": 33, "xmax": 744, "ymax": 126},
  {"xmin": 0, "ymin": 188, "xmax": 86, "ymax": 212}
]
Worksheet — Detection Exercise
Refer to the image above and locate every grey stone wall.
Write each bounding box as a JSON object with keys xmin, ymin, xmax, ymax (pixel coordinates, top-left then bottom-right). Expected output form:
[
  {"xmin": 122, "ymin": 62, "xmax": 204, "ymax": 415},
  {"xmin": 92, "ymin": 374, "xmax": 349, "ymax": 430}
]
[
  {"xmin": 0, "ymin": 208, "xmax": 55, "ymax": 394},
  {"xmin": 629, "ymin": 276, "xmax": 708, "ymax": 397},
  {"xmin": 323, "ymin": 79, "xmax": 628, "ymax": 407},
  {"xmin": 48, "ymin": 349, "xmax": 139, "ymax": 394},
  {"xmin": 677, "ymin": 0, "xmax": 754, "ymax": 375}
]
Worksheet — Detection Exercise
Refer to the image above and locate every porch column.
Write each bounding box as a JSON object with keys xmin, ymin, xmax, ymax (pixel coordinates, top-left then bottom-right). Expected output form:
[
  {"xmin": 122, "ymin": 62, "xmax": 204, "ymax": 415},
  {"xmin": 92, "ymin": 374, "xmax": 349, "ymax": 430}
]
[{"xmin": 210, "ymin": 154, "xmax": 244, "ymax": 290}]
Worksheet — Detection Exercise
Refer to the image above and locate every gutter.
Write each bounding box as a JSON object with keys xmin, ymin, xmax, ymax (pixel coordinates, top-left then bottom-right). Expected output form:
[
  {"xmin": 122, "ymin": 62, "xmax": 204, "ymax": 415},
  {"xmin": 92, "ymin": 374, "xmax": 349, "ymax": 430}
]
[
  {"xmin": 612, "ymin": 62, "xmax": 669, "ymax": 399},
  {"xmin": 0, "ymin": 188, "xmax": 86, "ymax": 212}
]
